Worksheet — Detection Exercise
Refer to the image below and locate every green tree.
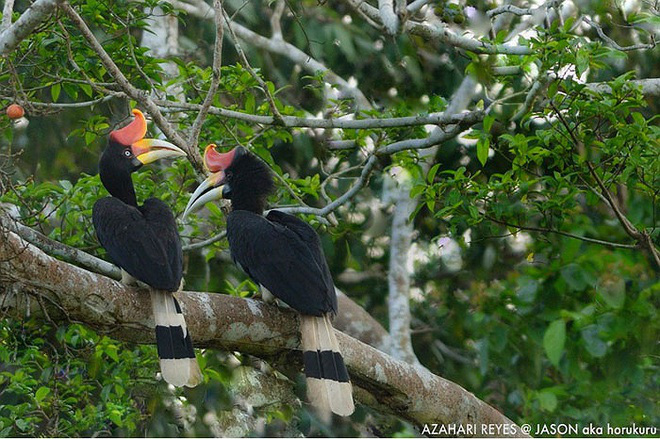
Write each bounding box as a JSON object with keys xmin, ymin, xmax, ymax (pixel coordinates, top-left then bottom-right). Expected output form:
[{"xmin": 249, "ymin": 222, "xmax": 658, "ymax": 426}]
[{"xmin": 0, "ymin": 0, "xmax": 658, "ymax": 436}]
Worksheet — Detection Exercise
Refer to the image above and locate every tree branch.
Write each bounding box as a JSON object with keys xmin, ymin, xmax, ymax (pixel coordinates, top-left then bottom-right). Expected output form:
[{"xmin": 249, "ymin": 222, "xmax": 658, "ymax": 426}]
[
  {"xmin": 169, "ymin": 0, "xmax": 371, "ymax": 109},
  {"xmin": 0, "ymin": 228, "xmax": 526, "ymax": 435},
  {"xmin": 0, "ymin": 211, "xmax": 392, "ymax": 352},
  {"xmin": 61, "ymin": 3, "xmax": 205, "ymax": 174},
  {"xmin": 582, "ymin": 16, "xmax": 656, "ymax": 52},
  {"xmin": 188, "ymin": 0, "xmax": 224, "ymax": 146},
  {"xmin": 378, "ymin": 0, "xmax": 399, "ymax": 35},
  {"xmin": 0, "ymin": 0, "xmax": 61, "ymax": 55},
  {"xmin": 340, "ymin": 0, "xmax": 532, "ymax": 55},
  {"xmin": 1, "ymin": 0, "xmax": 15, "ymax": 32},
  {"xmin": 586, "ymin": 78, "xmax": 660, "ymax": 97},
  {"xmin": 157, "ymin": 99, "xmax": 482, "ymax": 129}
]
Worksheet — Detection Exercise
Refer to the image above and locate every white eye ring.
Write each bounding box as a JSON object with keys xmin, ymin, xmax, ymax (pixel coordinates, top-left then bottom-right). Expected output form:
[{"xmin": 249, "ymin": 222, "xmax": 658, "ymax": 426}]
[{"xmin": 123, "ymin": 150, "xmax": 132, "ymax": 157}]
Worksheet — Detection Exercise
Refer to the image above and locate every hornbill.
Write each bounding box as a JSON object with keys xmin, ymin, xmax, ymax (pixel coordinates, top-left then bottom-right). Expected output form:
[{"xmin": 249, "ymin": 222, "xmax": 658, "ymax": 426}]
[
  {"xmin": 92, "ymin": 109, "xmax": 201, "ymax": 387},
  {"xmin": 183, "ymin": 145, "xmax": 354, "ymax": 416}
]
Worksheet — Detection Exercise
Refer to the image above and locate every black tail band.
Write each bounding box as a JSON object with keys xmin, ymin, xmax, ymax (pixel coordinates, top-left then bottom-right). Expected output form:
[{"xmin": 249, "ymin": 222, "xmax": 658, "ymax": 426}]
[
  {"xmin": 303, "ymin": 350, "xmax": 350, "ymax": 382},
  {"xmin": 156, "ymin": 325, "xmax": 195, "ymax": 359}
]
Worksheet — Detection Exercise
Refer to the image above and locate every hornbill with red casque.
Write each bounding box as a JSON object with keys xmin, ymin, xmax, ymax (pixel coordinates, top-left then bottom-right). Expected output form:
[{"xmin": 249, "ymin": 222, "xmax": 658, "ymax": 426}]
[
  {"xmin": 93, "ymin": 109, "xmax": 201, "ymax": 387},
  {"xmin": 183, "ymin": 145, "xmax": 354, "ymax": 416}
]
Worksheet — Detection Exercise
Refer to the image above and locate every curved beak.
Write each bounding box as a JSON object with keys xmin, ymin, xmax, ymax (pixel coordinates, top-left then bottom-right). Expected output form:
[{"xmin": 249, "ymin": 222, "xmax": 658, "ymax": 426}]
[
  {"xmin": 131, "ymin": 138, "xmax": 186, "ymax": 165},
  {"xmin": 183, "ymin": 171, "xmax": 225, "ymax": 219},
  {"xmin": 111, "ymin": 109, "xmax": 186, "ymax": 164}
]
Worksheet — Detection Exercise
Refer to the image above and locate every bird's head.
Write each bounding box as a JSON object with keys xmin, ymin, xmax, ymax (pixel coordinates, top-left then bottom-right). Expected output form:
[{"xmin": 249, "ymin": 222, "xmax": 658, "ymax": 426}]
[
  {"xmin": 183, "ymin": 145, "xmax": 274, "ymax": 218},
  {"xmin": 105, "ymin": 109, "xmax": 186, "ymax": 173}
]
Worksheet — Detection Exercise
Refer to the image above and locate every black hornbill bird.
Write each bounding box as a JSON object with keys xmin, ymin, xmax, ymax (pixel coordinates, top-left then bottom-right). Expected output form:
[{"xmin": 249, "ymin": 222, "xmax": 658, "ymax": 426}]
[
  {"xmin": 93, "ymin": 109, "xmax": 201, "ymax": 387},
  {"xmin": 184, "ymin": 145, "xmax": 354, "ymax": 416}
]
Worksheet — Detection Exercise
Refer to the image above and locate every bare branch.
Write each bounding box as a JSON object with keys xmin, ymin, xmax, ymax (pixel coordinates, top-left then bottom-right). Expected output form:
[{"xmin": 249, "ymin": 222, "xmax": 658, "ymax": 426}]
[
  {"xmin": 221, "ymin": 6, "xmax": 284, "ymax": 124},
  {"xmin": 484, "ymin": 215, "xmax": 639, "ymax": 250},
  {"xmin": 487, "ymin": 5, "xmax": 536, "ymax": 18},
  {"xmin": 269, "ymin": 0, "xmax": 285, "ymax": 40},
  {"xmin": 379, "ymin": 0, "xmax": 399, "ymax": 35},
  {"xmin": 340, "ymin": 0, "xmax": 532, "ymax": 55},
  {"xmin": 0, "ymin": 0, "xmax": 61, "ymax": 55},
  {"xmin": 157, "ymin": 99, "xmax": 483, "ymax": 129},
  {"xmin": 1, "ymin": 0, "xmax": 15, "ymax": 31},
  {"xmin": 181, "ymin": 230, "xmax": 227, "ymax": 251},
  {"xmin": 0, "ymin": 229, "xmax": 526, "ymax": 435},
  {"xmin": 279, "ymin": 155, "xmax": 379, "ymax": 216},
  {"xmin": 583, "ymin": 16, "xmax": 656, "ymax": 51},
  {"xmin": 170, "ymin": 0, "xmax": 371, "ymax": 109},
  {"xmin": 406, "ymin": 0, "xmax": 429, "ymax": 14},
  {"xmin": 586, "ymin": 78, "xmax": 660, "ymax": 96},
  {"xmin": 512, "ymin": 76, "xmax": 549, "ymax": 121},
  {"xmin": 189, "ymin": 0, "xmax": 224, "ymax": 146}
]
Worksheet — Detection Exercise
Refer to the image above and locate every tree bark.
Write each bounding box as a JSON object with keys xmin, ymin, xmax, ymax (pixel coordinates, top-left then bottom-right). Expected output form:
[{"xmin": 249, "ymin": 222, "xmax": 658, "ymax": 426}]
[{"xmin": 0, "ymin": 227, "xmax": 526, "ymax": 436}]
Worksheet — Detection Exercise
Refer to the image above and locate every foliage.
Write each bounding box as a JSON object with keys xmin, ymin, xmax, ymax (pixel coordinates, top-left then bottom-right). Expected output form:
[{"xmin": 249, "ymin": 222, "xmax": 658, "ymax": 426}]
[{"xmin": 0, "ymin": 0, "xmax": 658, "ymax": 436}]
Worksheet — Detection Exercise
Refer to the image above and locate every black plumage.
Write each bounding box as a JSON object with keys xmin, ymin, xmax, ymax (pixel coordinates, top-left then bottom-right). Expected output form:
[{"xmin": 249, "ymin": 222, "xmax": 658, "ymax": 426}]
[
  {"xmin": 186, "ymin": 145, "xmax": 354, "ymax": 416},
  {"xmin": 93, "ymin": 196, "xmax": 182, "ymax": 291},
  {"xmin": 92, "ymin": 110, "xmax": 200, "ymax": 387},
  {"xmin": 226, "ymin": 210, "xmax": 336, "ymax": 316}
]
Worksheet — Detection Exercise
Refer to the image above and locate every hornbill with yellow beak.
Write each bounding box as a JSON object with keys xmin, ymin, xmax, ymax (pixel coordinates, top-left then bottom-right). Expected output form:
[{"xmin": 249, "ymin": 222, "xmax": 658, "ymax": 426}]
[
  {"xmin": 93, "ymin": 109, "xmax": 201, "ymax": 387},
  {"xmin": 183, "ymin": 145, "xmax": 354, "ymax": 416}
]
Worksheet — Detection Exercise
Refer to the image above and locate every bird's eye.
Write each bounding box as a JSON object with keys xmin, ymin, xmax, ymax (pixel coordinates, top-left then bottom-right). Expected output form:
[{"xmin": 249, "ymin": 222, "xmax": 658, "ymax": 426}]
[{"xmin": 123, "ymin": 150, "xmax": 132, "ymax": 157}]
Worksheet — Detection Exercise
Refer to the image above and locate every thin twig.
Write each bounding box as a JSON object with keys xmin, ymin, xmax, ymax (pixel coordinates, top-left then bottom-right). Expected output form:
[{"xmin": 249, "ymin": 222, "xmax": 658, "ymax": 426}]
[
  {"xmin": 583, "ymin": 16, "xmax": 656, "ymax": 51},
  {"xmin": 182, "ymin": 230, "xmax": 227, "ymax": 251},
  {"xmin": 189, "ymin": 0, "xmax": 224, "ymax": 147},
  {"xmin": 61, "ymin": 3, "xmax": 205, "ymax": 174},
  {"xmin": 221, "ymin": 7, "xmax": 284, "ymax": 125}
]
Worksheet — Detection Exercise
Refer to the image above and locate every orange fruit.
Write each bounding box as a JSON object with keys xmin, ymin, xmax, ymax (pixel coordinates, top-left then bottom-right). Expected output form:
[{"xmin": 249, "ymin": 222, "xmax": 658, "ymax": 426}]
[{"xmin": 6, "ymin": 104, "xmax": 25, "ymax": 119}]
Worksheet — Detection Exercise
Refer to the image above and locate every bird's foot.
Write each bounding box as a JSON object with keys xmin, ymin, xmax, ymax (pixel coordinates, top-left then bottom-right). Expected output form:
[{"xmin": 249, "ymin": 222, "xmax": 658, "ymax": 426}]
[{"xmin": 258, "ymin": 286, "xmax": 290, "ymax": 310}]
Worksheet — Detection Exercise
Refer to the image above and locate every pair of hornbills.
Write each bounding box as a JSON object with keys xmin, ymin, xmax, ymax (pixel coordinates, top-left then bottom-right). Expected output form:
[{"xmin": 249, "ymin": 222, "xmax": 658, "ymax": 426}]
[{"xmin": 93, "ymin": 109, "xmax": 354, "ymax": 417}]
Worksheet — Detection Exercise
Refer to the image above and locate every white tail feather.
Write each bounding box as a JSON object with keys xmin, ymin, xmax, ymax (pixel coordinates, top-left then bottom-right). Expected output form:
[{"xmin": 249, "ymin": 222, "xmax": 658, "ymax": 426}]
[
  {"xmin": 300, "ymin": 315, "xmax": 355, "ymax": 418},
  {"xmin": 151, "ymin": 291, "xmax": 202, "ymax": 388}
]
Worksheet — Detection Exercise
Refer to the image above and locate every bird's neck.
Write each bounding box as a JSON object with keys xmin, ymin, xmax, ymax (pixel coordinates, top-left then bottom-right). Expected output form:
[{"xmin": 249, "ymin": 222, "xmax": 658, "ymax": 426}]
[
  {"xmin": 100, "ymin": 169, "xmax": 138, "ymax": 207},
  {"xmin": 230, "ymin": 195, "xmax": 266, "ymax": 215}
]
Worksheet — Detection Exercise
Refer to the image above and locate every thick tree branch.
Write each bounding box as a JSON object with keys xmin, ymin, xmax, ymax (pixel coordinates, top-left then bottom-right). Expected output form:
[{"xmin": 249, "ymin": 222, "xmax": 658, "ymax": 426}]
[
  {"xmin": 0, "ymin": 212, "xmax": 392, "ymax": 351},
  {"xmin": 0, "ymin": 0, "xmax": 61, "ymax": 55},
  {"xmin": 378, "ymin": 0, "xmax": 399, "ymax": 35},
  {"xmin": 0, "ymin": 228, "xmax": 525, "ymax": 435}
]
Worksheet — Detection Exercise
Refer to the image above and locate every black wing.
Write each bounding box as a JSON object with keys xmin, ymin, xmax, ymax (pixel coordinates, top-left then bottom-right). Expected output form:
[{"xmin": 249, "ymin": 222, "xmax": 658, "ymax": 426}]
[
  {"xmin": 227, "ymin": 210, "xmax": 336, "ymax": 316},
  {"xmin": 93, "ymin": 197, "xmax": 182, "ymax": 291},
  {"xmin": 265, "ymin": 210, "xmax": 337, "ymax": 310}
]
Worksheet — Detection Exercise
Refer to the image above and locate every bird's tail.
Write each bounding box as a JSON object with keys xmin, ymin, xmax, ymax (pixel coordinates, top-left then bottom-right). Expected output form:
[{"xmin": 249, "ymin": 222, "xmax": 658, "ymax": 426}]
[
  {"xmin": 150, "ymin": 290, "xmax": 202, "ymax": 387},
  {"xmin": 300, "ymin": 314, "xmax": 354, "ymax": 418}
]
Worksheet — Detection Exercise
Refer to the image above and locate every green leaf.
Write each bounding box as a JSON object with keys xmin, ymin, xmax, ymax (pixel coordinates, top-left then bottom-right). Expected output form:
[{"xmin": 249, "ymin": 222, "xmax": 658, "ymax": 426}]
[
  {"xmin": 537, "ymin": 390, "xmax": 558, "ymax": 412},
  {"xmin": 477, "ymin": 137, "xmax": 489, "ymax": 166},
  {"xmin": 581, "ymin": 325, "xmax": 608, "ymax": 357},
  {"xmin": 560, "ymin": 263, "xmax": 590, "ymax": 291},
  {"xmin": 35, "ymin": 386, "xmax": 50, "ymax": 403},
  {"xmin": 80, "ymin": 83, "xmax": 93, "ymax": 98},
  {"xmin": 483, "ymin": 114, "xmax": 495, "ymax": 133},
  {"xmin": 15, "ymin": 419, "xmax": 28, "ymax": 432},
  {"xmin": 108, "ymin": 410, "xmax": 123, "ymax": 427},
  {"xmin": 596, "ymin": 275, "xmax": 625, "ymax": 309},
  {"xmin": 427, "ymin": 163, "xmax": 440, "ymax": 183},
  {"xmin": 543, "ymin": 319, "xmax": 566, "ymax": 367},
  {"xmin": 51, "ymin": 83, "xmax": 61, "ymax": 102}
]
